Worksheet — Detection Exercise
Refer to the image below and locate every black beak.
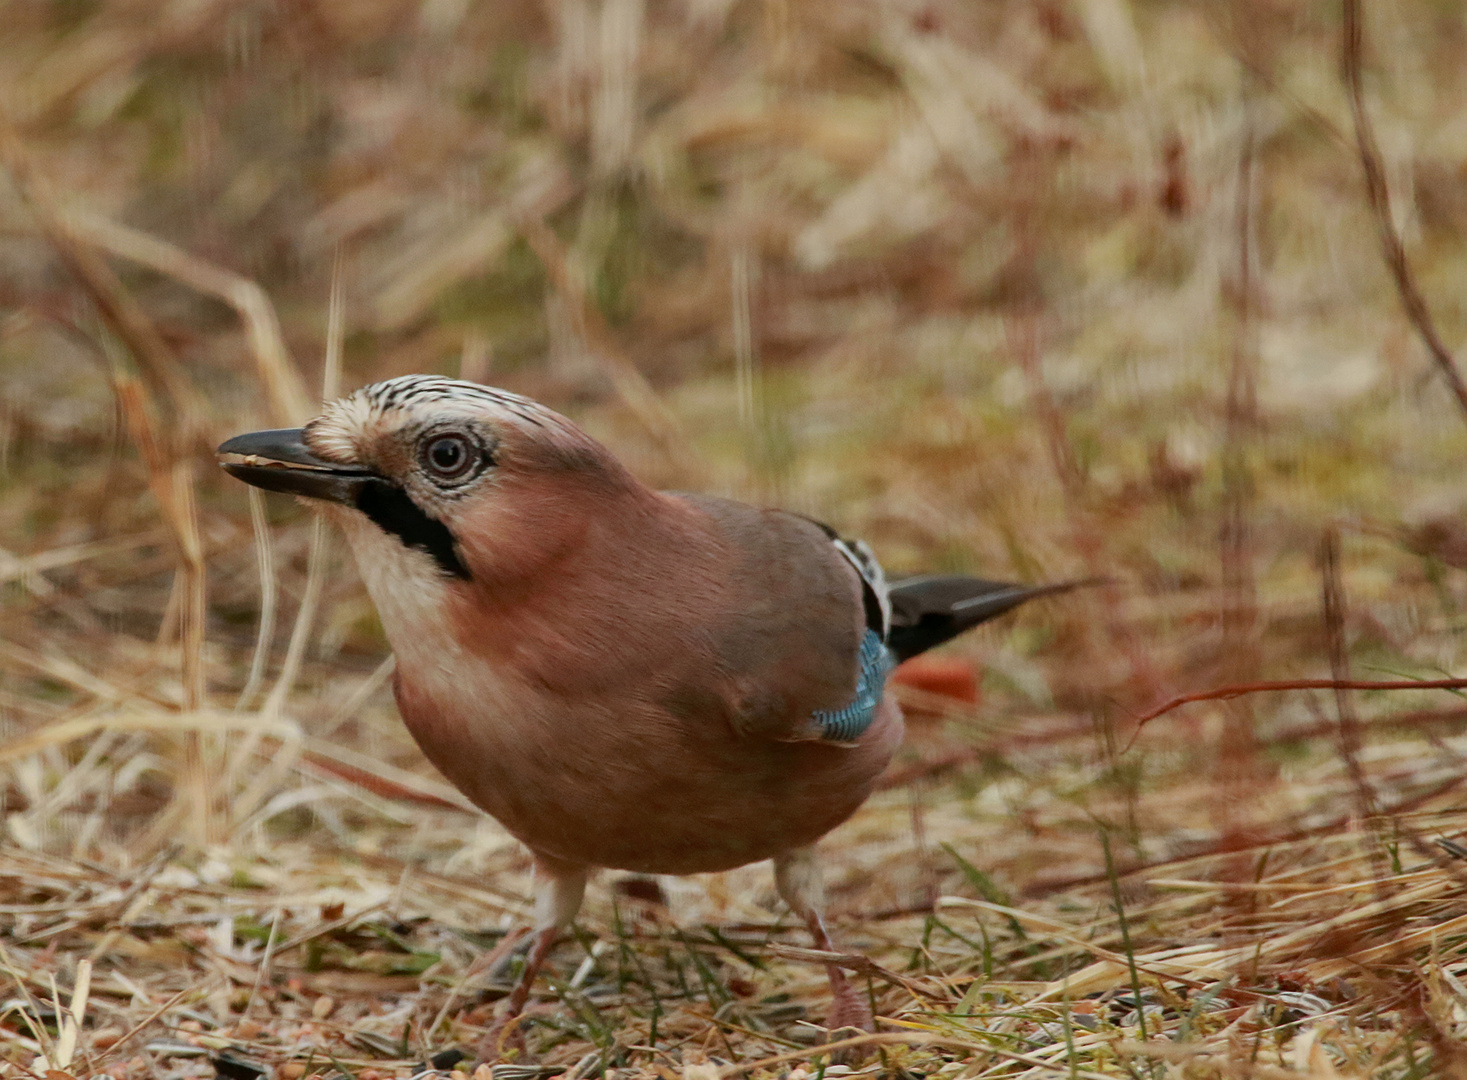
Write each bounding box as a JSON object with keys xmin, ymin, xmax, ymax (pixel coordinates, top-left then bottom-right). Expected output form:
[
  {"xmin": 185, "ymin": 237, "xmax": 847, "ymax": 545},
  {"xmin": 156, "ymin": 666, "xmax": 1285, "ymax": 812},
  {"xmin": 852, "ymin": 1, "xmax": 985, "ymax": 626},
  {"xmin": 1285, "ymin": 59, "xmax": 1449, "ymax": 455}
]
[
  {"xmin": 217, "ymin": 428, "xmax": 376, "ymax": 505},
  {"xmin": 219, "ymin": 427, "xmax": 472, "ymax": 580}
]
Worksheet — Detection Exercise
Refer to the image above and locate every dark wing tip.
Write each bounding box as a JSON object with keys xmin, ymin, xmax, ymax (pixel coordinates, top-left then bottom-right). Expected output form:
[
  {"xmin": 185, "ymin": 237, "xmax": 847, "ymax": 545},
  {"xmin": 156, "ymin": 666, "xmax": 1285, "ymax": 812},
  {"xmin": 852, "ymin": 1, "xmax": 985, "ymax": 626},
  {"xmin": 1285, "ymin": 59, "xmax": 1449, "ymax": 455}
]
[{"xmin": 886, "ymin": 574, "xmax": 1105, "ymax": 662}]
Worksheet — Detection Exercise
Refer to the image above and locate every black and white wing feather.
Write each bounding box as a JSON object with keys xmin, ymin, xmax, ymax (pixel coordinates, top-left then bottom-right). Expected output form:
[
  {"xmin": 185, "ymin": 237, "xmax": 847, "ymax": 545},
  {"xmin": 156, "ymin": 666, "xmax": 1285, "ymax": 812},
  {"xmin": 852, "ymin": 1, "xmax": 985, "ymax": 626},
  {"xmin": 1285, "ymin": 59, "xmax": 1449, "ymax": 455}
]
[
  {"xmin": 804, "ymin": 516, "xmax": 1096, "ymax": 742},
  {"xmin": 830, "ymin": 535, "xmax": 890, "ymax": 640}
]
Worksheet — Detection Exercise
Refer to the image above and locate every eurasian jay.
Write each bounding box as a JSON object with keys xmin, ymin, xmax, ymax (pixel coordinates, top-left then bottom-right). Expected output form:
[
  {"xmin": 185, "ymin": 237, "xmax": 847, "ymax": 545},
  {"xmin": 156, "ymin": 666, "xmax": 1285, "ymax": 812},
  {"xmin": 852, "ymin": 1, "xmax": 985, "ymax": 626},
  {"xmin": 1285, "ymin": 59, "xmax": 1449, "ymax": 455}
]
[{"xmin": 218, "ymin": 375, "xmax": 1077, "ymax": 1052}]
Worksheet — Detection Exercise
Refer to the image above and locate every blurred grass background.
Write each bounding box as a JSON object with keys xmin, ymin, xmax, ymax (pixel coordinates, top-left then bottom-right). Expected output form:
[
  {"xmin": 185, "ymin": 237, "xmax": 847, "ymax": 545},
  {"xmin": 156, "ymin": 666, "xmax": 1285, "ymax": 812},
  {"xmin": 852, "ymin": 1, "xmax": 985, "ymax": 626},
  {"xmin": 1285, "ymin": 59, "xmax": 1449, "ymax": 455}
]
[{"xmin": 7, "ymin": 0, "xmax": 1467, "ymax": 1076}]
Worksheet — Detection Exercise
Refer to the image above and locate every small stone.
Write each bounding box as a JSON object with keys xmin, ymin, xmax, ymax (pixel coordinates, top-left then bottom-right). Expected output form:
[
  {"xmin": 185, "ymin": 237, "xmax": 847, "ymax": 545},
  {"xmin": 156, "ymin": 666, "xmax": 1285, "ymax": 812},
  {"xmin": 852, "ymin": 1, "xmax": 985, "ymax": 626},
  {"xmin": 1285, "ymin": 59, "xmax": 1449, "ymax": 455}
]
[
  {"xmin": 213, "ymin": 1053, "xmax": 268, "ymax": 1080},
  {"xmin": 430, "ymin": 1049, "xmax": 468, "ymax": 1071},
  {"xmin": 311, "ymin": 995, "xmax": 335, "ymax": 1021},
  {"xmin": 277, "ymin": 1064, "xmax": 307, "ymax": 1080}
]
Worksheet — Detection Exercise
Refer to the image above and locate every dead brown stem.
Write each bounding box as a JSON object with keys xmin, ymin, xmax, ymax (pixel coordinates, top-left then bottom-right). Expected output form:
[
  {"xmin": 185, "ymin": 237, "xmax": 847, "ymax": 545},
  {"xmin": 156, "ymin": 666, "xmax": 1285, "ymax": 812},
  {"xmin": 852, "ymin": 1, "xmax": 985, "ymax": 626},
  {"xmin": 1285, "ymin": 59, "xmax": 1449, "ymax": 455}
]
[
  {"xmin": 516, "ymin": 213, "xmax": 689, "ymax": 456},
  {"xmin": 64, "ymin": 209, "xmax": 313, "ymax": 425},
  {"xmin": 1132, "ymin": 677, "xmax": 1467, "ymax": 733},
  {"xmin": 1001, "ymin": 142, "xmax": 1166, "ymax": 847},
  {"xmin": 0, "ymin": 113, "xmax": 202, "ymax": 426},
  {"xmin": 1319, "ymin": 529, "xmax": 1377, "ymax": 822},
  {"xmin": 1026, "ymin": 768, "xmax": 1467, "ymax": 897},
  {"xmin": 112, "ymin": 379, "xmax": 212, "ymax": 845},
  {"xmin": 761, "ymin": 943, "xmax": 942, "ymax": 1001},
  {"xmin": 1342, "ymin": 0, "xmax": 1467, "ymax": 423},
  {"xmin": 716, "ymin": 1031, "xmax": 1113, "ymax": 1080},
  {"xmin": 1320, "ymin": 527, "xmax": 1396, "ymax": 915},
  {"xmin": 1219, "ymin": 109, "xmax": 1263, "ymax": 829}
]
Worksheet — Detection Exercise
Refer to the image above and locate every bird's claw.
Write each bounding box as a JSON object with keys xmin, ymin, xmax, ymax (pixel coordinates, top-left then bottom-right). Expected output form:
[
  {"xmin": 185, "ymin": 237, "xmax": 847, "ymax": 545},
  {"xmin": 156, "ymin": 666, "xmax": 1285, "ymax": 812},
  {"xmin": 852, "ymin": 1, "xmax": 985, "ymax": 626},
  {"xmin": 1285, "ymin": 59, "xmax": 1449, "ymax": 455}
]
[
  {"xmin": 826, "ymin": 985, "xmax": 875, "ymax": 1063},
  {"xmin": 475, "ymin": 1013, "xmax": 531, "ymax": 1066}
]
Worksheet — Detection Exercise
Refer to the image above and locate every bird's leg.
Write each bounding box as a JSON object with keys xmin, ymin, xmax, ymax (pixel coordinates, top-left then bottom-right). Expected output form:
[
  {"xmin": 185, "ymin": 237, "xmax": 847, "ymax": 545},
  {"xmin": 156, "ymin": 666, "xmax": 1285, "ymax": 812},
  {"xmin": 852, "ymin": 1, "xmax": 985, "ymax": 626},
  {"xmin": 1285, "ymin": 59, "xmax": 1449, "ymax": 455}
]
[
  {"xmin": 774, "ymin": 847, "xmax": 873, "ymax": 1035},
  {"xmin": 478, "ymin": 853, "xmax": 587, "ymax": 1063}
]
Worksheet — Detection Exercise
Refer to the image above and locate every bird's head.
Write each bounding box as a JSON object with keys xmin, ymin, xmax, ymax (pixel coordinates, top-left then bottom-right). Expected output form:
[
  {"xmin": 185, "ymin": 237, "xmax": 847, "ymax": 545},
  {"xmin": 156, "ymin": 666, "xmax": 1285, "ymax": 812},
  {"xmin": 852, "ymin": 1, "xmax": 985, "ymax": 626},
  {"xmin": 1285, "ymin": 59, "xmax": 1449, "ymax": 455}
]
[{"xmin": 217, "ymin": 375, "xmax": 638, "ymax": 585}]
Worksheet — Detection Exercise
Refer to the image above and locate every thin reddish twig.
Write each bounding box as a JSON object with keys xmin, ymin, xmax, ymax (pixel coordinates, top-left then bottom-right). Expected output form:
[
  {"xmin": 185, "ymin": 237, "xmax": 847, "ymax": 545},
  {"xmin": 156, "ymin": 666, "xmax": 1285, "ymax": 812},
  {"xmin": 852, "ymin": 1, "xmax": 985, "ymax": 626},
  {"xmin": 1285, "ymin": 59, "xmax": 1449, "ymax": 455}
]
[{"xmin": 1132, "ymin": 677, "xmax": 1467, "ymax": 732}]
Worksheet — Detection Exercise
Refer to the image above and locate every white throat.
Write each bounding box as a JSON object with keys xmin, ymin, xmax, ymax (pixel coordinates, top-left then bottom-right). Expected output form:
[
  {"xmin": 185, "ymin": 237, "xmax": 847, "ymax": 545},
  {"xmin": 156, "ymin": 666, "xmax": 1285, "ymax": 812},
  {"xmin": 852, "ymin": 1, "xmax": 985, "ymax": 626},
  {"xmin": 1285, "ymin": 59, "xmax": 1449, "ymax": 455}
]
[{"xmin": 334, "ymin": 511, "xmax": 489, "ymax": 708}]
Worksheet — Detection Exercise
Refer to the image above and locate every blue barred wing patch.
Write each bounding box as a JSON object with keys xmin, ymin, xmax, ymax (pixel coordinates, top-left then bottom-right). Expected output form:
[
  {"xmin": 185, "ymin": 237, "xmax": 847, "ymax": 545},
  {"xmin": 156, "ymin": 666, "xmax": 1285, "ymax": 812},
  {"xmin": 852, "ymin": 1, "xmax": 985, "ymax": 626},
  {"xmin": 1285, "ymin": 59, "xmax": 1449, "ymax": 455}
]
[{"xmin": 812, "ymin": 629, "xmax": 896, "ymax": 743}]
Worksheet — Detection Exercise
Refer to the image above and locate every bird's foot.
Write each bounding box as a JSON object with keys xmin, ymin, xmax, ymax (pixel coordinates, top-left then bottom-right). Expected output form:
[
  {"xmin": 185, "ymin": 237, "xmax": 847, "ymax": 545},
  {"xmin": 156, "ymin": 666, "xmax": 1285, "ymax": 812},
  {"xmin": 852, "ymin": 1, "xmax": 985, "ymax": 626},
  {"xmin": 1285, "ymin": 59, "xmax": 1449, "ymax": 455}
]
[
  {"xmin": 828, "ymin": 976, "xmax": 874, "ymax": 1033},
  {"xmin": 825, "ymin": 982, "xmax": 875, "ymax": 1063},
  {"xmin": 475, "ymin": 1012, "xmax": 532, "ymax": 1067}
]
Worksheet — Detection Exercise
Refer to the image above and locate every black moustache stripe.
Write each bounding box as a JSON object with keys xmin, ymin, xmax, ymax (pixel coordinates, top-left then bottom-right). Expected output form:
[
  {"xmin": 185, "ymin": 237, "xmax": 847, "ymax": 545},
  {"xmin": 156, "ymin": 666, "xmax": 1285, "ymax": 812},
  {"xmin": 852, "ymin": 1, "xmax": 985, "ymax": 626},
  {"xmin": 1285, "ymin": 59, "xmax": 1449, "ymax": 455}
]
[{"xmin": 355, "ymin": 480, "xmax": 470, "ymax": 580}]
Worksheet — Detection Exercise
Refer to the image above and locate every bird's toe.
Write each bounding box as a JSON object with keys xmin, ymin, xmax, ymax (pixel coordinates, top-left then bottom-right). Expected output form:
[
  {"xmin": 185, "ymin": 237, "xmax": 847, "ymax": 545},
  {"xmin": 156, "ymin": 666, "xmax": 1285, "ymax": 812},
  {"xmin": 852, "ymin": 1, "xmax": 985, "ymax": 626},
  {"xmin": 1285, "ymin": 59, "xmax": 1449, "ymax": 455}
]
[
  {"xmin": 826, "ymin": 984, "xmax": 875, "ymax": 1062},
  {"xmin": 475, "ymin": 1014, "xmax": 532, "ymax": 1066}
]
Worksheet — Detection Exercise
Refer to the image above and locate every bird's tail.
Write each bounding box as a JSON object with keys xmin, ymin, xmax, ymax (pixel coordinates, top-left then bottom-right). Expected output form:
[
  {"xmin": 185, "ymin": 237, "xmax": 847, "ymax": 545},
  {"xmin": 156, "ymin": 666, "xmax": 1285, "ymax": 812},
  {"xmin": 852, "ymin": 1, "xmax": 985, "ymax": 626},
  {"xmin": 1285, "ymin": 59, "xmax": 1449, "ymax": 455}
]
[{"xmin": 884, "ymin": 575, "xmax": 1106, "ymax": 662}]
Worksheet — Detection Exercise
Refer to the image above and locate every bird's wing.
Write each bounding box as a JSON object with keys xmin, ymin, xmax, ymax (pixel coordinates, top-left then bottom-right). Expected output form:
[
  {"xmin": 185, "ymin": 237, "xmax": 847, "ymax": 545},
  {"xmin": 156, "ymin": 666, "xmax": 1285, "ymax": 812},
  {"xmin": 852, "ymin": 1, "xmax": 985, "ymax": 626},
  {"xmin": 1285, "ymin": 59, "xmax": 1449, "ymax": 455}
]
[
  {"xmin": 885, "ymin": 575, "xmax": 1100, "ymax": 662},
  {"xmin": 793, "ymin": 519, "xmax": 897, "ymax": 744},
  {"xmin": 799, "ymin": 518, "xmax": 891, "ymax": 640},
  {"xmin": 669, "ymin": 495, "xmax": 877, "ymax": 743},
  {"xmin": 656, "ymin": 498, "xmax": 1091, "ymax": 745},
  {"xmin": 807, "ymin": 626, "xmax": 896, "ymax": 743}
]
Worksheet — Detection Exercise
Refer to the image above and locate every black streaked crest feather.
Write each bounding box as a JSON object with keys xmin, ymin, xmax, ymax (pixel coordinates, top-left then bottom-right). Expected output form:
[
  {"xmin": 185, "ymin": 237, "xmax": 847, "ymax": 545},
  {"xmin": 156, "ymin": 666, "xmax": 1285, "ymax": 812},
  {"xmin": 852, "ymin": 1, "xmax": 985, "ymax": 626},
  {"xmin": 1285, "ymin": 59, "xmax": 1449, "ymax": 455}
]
[{"xmin": 363, "ymin": 375, "xmax": 555, "ymax": 428}]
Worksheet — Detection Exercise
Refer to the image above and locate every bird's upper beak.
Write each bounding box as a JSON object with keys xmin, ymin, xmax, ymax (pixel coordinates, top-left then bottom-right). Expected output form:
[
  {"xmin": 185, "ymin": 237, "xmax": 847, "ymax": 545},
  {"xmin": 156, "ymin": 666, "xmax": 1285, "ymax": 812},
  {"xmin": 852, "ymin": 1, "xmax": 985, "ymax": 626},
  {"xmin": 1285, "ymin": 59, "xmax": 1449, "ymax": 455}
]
[{"xmin": 217, "ymin": 428, "xmax": 375, "ymax": 505}]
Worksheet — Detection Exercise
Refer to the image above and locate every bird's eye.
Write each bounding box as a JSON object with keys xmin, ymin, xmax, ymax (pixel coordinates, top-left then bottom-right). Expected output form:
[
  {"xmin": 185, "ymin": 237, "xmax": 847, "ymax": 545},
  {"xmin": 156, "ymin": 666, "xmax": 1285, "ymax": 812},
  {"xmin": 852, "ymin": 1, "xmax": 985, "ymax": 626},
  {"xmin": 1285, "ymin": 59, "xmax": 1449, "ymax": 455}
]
[{"xmin": 421, "ymin": 434, "xmax": 477, "ymax": 481}]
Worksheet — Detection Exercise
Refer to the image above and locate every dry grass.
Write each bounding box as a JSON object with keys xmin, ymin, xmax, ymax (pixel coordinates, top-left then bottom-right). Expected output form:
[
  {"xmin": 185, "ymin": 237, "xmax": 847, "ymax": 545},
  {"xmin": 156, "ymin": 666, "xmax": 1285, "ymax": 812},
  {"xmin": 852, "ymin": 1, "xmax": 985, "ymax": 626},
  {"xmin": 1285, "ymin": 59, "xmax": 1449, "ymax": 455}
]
[{"xmin": 5, "ymin": 0, "xmax": 1467, "ymax": 1076}]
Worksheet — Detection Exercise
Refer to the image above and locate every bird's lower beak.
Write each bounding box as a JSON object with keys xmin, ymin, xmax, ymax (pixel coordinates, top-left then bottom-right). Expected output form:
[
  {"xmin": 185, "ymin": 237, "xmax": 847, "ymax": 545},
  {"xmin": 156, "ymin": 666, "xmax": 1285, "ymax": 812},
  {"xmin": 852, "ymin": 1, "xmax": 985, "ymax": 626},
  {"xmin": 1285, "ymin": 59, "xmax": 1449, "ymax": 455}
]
[{"xmin": 217, "ymin": 428, "xmax": 376, "ymax": 505}]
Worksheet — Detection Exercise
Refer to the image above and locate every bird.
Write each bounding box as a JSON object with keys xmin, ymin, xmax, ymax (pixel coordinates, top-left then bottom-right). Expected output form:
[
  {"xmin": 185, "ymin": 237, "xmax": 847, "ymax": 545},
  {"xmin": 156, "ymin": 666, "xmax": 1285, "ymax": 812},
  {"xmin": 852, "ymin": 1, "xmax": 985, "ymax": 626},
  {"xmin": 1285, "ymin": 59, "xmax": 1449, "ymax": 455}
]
[{"xmin": 218, "ymin": 374, "xmax": 1085, "ymax": 1056}]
